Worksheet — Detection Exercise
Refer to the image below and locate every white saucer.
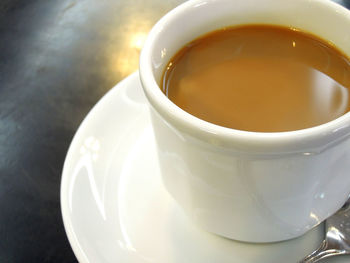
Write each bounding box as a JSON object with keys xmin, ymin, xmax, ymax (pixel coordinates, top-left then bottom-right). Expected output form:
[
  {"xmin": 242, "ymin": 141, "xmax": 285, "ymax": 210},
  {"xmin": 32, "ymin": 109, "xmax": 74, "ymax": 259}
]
[{"xmin": 61, "ymin": 72, "xmax": 348, "ymax": 263}]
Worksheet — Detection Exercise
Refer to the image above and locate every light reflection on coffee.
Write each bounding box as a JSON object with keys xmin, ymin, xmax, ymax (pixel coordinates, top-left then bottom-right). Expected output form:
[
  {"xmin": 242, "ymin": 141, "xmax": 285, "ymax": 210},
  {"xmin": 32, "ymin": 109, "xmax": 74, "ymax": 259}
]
[{"xmin": 161, "ymin": 25, "xmax": 350, "ymax": 132}]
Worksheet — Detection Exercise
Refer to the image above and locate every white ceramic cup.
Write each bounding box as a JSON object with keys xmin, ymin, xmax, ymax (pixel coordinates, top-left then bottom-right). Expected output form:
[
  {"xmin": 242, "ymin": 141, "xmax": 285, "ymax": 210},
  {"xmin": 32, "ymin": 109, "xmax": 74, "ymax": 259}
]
[{"xmin": 139, "ymin": 0, "xmax": 350, "ymax": 242}]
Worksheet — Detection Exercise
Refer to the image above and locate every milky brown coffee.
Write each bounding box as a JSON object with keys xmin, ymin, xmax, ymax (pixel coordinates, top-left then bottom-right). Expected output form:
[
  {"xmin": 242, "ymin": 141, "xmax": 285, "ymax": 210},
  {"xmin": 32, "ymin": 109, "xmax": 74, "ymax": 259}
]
[{"xmin": 161, "ymin": 25, "xmax": 350, "ymax": 132}]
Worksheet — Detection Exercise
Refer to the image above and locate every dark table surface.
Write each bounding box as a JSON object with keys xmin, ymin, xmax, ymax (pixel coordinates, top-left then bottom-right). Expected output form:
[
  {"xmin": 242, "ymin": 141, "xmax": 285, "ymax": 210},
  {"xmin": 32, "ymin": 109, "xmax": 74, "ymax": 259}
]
[{"xmin": 0, "ymin": 0, "xmax": 349, "ymax": 262}]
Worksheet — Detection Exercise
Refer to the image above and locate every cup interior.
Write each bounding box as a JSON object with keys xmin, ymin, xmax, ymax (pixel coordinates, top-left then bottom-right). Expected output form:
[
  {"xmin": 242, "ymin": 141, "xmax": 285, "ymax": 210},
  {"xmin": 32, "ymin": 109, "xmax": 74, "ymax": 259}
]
[{"xmin": 140, "ymin": 0, "xmax": 350, "ymax": 152}]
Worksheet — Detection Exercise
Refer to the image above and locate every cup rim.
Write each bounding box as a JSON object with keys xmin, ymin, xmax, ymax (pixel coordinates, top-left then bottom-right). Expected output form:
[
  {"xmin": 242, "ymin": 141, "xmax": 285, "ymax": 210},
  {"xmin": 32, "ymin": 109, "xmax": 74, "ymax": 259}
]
[{"xmin": 139, "ymin": 0, "xmax": 350, "ymax": 153}]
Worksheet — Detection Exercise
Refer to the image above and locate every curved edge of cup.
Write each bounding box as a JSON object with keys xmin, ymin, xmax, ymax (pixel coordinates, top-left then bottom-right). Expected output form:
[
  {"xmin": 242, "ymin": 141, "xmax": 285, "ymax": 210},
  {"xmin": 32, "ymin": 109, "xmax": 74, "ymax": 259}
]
[{"xmin": 139, "ymin": 0, "xmax": 350, "ymax": 153}]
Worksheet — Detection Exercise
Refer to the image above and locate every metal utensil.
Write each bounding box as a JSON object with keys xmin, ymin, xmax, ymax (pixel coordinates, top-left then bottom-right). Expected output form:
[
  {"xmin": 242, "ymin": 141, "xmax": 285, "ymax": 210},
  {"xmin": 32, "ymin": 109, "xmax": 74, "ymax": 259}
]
[{"xmin": 299, "ymin": 198, "xmax": 350, "ymax": 262}]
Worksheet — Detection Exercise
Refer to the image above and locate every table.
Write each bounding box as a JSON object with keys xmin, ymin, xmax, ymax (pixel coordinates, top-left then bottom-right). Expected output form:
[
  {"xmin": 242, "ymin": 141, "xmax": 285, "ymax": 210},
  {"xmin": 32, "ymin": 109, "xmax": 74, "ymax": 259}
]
[{"xmin": 0, "ymin": 0, "xmax": 349, "ymax": 262}]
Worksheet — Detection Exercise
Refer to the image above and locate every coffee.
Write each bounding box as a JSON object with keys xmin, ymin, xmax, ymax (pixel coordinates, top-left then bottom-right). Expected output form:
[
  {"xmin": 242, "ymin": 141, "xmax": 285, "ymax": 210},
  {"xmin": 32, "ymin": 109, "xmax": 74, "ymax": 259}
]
[{"xmin": 161, "ymin": 25, "xmax": 350, "ymax": 132}]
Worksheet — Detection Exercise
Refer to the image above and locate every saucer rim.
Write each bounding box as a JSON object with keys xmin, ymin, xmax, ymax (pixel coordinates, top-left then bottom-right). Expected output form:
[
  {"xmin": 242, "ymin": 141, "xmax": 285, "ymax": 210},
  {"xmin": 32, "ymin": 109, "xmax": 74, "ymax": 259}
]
[{"xmin": 60, "ymin": 71, "xmax": 140, "ymax": 263}]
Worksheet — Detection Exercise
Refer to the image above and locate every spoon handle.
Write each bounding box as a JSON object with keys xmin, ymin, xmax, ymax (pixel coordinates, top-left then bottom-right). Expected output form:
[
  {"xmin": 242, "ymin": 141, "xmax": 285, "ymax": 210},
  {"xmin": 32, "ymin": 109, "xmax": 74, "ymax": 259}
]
[{"xmin": 299, "ymin": 240, "xmax": 343, "ymax": 263}]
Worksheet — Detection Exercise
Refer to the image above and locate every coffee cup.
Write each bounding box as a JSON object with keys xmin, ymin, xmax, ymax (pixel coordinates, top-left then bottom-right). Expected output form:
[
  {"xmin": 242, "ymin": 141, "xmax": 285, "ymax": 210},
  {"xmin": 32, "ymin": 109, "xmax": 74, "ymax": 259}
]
[{"xmin": 139, "ymin": 0, "xmax": 350, "ymax": 242}]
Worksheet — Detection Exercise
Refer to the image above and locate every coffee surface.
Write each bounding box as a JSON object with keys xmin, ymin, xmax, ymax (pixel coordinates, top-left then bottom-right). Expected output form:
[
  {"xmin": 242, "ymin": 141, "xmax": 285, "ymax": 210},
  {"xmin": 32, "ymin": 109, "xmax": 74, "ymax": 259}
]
[{"xmin": 161, "ymin": 25, "xmax": 350, "ymax": 132}]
